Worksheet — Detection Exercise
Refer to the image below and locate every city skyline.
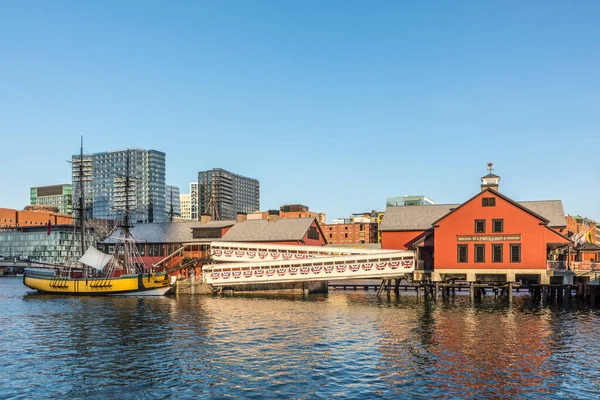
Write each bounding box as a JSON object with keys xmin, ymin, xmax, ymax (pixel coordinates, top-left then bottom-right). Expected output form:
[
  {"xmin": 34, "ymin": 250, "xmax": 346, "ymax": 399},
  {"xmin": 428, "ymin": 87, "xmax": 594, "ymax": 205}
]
[{"xmin": 1, "ymin": 1, "xmax": 599, "ymax": 221}]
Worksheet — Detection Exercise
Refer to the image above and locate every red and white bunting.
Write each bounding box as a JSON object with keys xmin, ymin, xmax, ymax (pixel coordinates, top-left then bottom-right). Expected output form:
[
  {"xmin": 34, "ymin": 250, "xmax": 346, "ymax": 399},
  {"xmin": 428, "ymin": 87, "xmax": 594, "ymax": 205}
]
[
  {"xmin": 324, "ymin": 265, "xmax": 334, "ymax": 273},
  {"xmin": 311, "ymin": 266, "xmax": 322, "ymax": 274},
  {"xmin": 376, "ymin": 262, "xmax": 387, "ymax": 270},
  {"xmin": 362, "ymin": 263, "xmax": 373, "ymax": 271},
  {"xmin": 247, "ymin": 251, "xmax": 256, "ymax": 258},
  {"xmin": 254, "ymin": 270, "xmax": 264, "ymax": 277},
  {"xmin": 350, "ymin": 264, "xmax": 360, "ymax": 272},
  {"xmin": 258, "ymin": 251, "xmax": 268, "ymax": 259},
  {"xmin": 277, "ymin": 268, "xmax": 287, "ymax": 276},
  {"xmin": 402, "ymin": 260, "xmax": 414, "ymax": 268},
  {"xmin": 243, "ymin": 270, "xmax": 253, "ymax": 278},
  {"xmin": 289, "ymin": 267, "xmax": 298, "ymax": 275},
  {"xmin": 233, "ymin": 271, "xmax": 241, "ymax": 279}
]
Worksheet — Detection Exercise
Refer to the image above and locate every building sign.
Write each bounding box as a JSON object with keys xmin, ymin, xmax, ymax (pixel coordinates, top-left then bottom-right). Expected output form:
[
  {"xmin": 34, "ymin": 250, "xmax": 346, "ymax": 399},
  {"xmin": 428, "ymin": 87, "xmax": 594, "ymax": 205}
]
[{"xmin": 457, "ymin": 234, "xmax": 521, "ymax": 242}]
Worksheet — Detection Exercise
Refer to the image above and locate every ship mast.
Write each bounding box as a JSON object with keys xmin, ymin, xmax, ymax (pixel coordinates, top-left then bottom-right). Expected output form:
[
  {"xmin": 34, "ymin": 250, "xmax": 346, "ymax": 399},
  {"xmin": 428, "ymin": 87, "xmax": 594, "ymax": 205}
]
[
  {"xmin": 122, "ymin": 149, "xmax": 133, "ymax": 273},
  {"xmin": 169, "ymin": 186, "xmax": 174, "ymax": 223},
  {"xmin": 79, "ymin": 136, "xmax": 87, "ymax": 278}
]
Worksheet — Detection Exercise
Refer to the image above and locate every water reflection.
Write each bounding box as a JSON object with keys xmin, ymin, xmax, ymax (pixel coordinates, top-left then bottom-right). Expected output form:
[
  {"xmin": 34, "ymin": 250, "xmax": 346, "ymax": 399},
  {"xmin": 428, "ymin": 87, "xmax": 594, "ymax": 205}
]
[{"xmin": 1, "ymin": 278, "xmax": 600, "ymax": 398}]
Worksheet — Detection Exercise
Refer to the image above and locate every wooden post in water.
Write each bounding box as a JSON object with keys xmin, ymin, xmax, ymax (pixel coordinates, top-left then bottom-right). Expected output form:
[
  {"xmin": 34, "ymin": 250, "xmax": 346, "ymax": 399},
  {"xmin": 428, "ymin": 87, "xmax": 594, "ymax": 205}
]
[
  {"xmin": 394, "ymin": 278, "xmax": 400, "ymax": 296},
  {"xmin": 508, "ymin": 283, "xmax": 513, "ymax": 303},
  {"xmin": 470, "ymin": 282, "xmax": 475, "ymax": 302},
  {"xmin": 542, "ymin": 286, "xmax": 548, "ymax": 305}
]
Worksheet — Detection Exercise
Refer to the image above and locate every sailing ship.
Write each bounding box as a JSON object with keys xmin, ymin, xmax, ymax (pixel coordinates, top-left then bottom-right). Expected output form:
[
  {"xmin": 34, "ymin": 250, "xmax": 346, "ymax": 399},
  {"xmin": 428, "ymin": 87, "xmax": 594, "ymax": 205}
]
[{"xmin": 23, "ymin": 140, "xmax": 176, "ymax": 296}]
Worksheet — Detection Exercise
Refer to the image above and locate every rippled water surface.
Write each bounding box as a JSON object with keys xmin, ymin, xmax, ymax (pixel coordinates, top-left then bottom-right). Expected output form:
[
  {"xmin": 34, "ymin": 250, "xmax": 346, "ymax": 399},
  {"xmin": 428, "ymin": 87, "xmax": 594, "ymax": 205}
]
[{"xmin": 2, "ymin": 278, "xmax": 600, "ymax": 399}]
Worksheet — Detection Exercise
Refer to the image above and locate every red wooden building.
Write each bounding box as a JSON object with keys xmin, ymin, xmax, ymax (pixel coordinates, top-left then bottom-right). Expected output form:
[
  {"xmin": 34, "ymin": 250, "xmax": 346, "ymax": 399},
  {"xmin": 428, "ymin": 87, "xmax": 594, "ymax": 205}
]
[{"xmin": 380, "ymin": 171, "xmax": 573, "ymax": 285}]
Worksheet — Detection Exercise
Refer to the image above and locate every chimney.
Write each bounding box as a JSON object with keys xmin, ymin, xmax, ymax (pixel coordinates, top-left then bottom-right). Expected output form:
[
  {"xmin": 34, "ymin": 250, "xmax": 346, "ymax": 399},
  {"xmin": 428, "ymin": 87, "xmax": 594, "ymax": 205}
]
[
  {"xmin": 267, "ymin": 209, "xmax": 280, "ymax": 222},
  {"xmin": 200, "ymin": 214, "xmax": 212, "ymax": 224},
  {"xmin": 236, "ymin": 212, "xmax": 247, "ymax": 223}
]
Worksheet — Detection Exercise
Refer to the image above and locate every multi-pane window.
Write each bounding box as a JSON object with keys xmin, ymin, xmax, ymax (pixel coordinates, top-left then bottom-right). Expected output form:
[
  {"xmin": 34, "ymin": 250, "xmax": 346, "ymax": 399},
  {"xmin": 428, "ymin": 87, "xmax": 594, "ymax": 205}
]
[
  {"xmin": 482, "ymin": 197, "xmax": 496, "ymax": 207},
  {"xmin": 492, "ymin": 219, "xmax": 504, "ymax": 233},
  {"xmin": 475, "ymin": 244, "xmax": 485, "ymax": 263},
  {"xmin": 475, "ymin": 220, "xmax": 486, "ymax": 233},
  {"xmin": 457, "ymin": 245, "xmax": 468, "ymax": 263},
  {"xmin": 308, "ymin": 226, "xmax": 319, "ymax": 240},
  {"xmin": 492, "ymin": 244, "xmax": 503, "ymax": 263},
  {"xmin": 510, "ymin": 244, "xmax": 521, "ymax": 263}
]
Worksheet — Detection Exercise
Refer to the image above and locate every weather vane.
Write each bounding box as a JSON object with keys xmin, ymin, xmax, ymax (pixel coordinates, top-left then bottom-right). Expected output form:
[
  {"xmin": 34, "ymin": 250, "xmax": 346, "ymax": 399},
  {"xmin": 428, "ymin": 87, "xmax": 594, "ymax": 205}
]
[{"xmin": 487, "ymin": 162, "xmax": 494, "ymax": 174}]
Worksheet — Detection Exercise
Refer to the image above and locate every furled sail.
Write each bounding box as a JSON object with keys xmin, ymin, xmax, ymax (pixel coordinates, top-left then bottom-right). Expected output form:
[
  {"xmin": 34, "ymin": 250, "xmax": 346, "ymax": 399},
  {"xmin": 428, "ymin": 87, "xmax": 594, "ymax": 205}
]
[{"xmin": 79, "ymin": 246, "xmax": 113, "ymax": 271}]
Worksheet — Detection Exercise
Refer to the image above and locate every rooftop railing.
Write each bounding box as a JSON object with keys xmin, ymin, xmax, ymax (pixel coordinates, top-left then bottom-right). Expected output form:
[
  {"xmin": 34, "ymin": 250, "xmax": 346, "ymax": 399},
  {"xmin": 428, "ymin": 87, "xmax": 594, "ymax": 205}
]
[
  {"xmin": 571, "ymin": 261, "xmax": 599, "ymax": 272},
  {"xmin": 546, "ymin": 260, "xmax": 568, "ymax": 271}
]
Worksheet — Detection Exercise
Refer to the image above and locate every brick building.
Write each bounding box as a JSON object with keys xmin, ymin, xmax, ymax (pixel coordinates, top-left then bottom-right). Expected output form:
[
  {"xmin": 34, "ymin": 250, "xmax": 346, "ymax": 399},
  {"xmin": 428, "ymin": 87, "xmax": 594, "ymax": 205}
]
[
  {"xmin": 321, "ymin": 221, "xmax": 378, "ymax": 245},
  {"xmin": 0, "ymin": 207, "xmax": 73, "ymax": 228}
]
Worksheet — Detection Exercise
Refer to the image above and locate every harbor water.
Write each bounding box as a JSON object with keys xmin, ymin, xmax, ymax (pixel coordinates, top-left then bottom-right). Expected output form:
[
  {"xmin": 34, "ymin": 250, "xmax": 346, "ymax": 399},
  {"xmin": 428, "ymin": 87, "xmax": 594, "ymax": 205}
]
[{"xmin": 1, "ymin": 277, "xmax": 600, "ymax": 399}]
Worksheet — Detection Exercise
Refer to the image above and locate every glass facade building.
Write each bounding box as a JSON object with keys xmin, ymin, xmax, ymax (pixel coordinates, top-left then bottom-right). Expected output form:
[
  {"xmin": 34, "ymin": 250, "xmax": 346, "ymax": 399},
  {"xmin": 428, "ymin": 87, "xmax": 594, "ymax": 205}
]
[
  {"xmin": 0, "ymin": 226, "xmax": 94, "ymax": 262},
  {"xmin": 165, "ymin": 185, "xmax": 181, "ymax": 219},
  {"xmin": 72, "ymin": 148, "xmax": 166, "ymax": 223},
  {"xmin": 198, "ymin": 168, "xmax": 259, "ymax": 220},
  {"xmin": 30, "ymin": 184, "xmax": 73, "ymax": 215}
]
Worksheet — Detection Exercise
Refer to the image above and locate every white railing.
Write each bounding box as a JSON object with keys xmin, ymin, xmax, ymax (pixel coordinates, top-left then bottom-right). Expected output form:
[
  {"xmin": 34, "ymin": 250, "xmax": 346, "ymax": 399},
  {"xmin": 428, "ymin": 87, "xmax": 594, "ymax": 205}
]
[
  {"xmin": 203, "ymin": 251, "xmax": 416, "ymax": 286},
  {"xmin": 209, "ymin": 241, "xmax": 396, "ymax": 263},
  {"xmin": 571, "ymin": 261, "xmax": 600, "ymax": 272}
]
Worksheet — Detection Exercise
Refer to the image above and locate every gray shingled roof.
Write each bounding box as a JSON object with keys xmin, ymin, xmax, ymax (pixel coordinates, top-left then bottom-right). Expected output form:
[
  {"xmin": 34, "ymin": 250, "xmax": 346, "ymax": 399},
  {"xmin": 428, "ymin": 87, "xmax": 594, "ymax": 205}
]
[
  {"xmin": 102, "ymin": 220, "xmax": 236, "ymax": 244},
  {"xmin": 518, "ymin": 200, "xmax": 566, "ymax": 228},
  {"xmin": 220, "ymin": 218, "xmax": 315, "ymax": 242},
  {"xmin": 379, "ymin": 200, "xmax": 567, "ymax": 231},
  {"xmin": 576, "ymin": 242, "xmax": 600, "ymax": 251},
  {"xmin": 379, "ymin": 204, "xmax": 460, "ymax": 231}
]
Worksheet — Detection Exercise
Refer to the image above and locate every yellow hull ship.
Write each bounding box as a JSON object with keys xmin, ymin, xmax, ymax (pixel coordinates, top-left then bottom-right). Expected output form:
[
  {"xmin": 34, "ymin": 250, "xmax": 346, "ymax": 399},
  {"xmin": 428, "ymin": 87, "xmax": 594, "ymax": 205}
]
[{"xmin": 23, "ymin": 268, "xmax": 176, "ymax": 296}]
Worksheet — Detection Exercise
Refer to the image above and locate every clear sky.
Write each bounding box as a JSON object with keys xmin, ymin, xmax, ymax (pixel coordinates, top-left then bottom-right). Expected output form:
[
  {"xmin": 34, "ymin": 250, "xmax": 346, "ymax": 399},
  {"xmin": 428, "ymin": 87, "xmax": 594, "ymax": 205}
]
[{"xmin": 1, "ymin": 1, "xmax": 599, "ymax": 222}]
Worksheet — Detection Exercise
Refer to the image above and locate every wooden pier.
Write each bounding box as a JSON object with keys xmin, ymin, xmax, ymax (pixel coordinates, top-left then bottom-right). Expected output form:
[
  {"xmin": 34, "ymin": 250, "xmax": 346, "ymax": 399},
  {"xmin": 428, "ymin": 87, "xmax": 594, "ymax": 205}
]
[{"xmin": 328, "ymin": 278, "xmax": 600, "ymax": 305}]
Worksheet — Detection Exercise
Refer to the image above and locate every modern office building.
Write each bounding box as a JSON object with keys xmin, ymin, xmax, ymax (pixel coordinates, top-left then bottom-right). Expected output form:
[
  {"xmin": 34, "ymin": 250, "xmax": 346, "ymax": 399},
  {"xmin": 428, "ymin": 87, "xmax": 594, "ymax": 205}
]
[
  {"xmin": 30, "ymin": 184, "xmax": 73, "ymax": 215},
  {"xmin": 165, "ymin": 185, "xmax": 181, "ymax": 220},
  {"xmin": 386, "ymin": 195, "xmax": 435, "ymax": 207},
  {"xmin": 0, "ymin": 225, "xmax": 93, "ymax": 262},
  {"xmin": 198, "ymin": 168, "xmax": 259, "ymax": 220},
  {"xmin": 72, "ymin": 148, "xmax": 166, "ymax": 223},
  {"xmin": 180, "ymin": 193, "xmax": 191, "ymax": 220},
  {"xmin": 190, "ymin": 182, "xmax": 199, "ymax": 220}
]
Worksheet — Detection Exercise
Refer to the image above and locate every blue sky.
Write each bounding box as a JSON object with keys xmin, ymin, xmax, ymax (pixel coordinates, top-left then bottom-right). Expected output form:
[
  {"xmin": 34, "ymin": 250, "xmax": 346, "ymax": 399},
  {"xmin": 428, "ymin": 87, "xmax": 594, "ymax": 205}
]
[{"xmin": 1, "ymin": 1, "xmax": 599, "ymax": 222}]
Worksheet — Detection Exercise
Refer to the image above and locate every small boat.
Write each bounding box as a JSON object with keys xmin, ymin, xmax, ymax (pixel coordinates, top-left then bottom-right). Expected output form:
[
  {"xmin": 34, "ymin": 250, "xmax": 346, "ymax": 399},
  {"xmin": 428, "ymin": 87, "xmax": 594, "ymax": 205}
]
[
  {"xmin": 23, "ymin": 235, "xmax": 176, "ymax": 296},
  {"xmin": 23, "ymin": 265, "xmax": 176, "ymax": 296}
]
